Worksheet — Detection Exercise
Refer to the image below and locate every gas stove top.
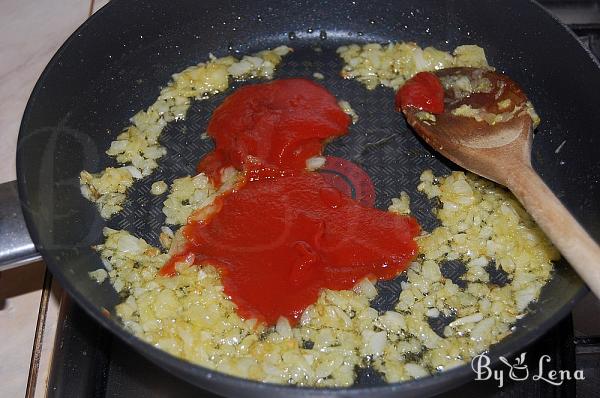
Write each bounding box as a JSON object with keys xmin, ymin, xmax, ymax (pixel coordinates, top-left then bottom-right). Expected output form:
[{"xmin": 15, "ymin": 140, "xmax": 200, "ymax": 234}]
[{"xmin": 40, "ymin": 2, "xmax": 600, "ymax": 397}]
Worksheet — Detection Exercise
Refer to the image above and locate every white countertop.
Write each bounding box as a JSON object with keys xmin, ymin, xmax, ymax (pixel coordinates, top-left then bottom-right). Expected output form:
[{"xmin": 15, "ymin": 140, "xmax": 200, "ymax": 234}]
[{"xmin": 0, "ymin": 1, "xmax": 108, "ymax": 396}]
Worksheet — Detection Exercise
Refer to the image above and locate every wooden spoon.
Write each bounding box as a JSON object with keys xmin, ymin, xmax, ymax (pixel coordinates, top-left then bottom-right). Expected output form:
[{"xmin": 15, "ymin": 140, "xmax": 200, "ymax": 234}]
[{"xmin": 402, "ymin": 67, "xmax": 600, "ymax": 297}]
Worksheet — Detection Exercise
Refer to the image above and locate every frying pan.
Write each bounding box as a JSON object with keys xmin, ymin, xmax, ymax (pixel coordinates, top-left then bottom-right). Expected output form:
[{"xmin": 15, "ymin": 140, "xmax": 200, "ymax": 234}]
[{"xmin": 5, "ymin": 0, "xmax": 599, "ymax": 396}]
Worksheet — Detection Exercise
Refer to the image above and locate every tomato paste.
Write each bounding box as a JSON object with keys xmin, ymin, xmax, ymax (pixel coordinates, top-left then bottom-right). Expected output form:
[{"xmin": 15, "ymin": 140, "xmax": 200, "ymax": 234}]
[
  {"xmin": 198, "ymin": 78, "xmax": 351, "ymax": 183},
  {"xmin": 161, "ymin": 78, "xmax": 420, "ymax": 326},
  {"xmin": 396, "ymin": 71, "xmax": 445, "ymax": 114}
]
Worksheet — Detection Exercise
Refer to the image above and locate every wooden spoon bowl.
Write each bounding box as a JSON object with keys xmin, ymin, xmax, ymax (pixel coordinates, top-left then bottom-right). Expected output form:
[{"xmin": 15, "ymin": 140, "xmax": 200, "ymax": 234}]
[{"xmin": 402, "ymin": 67, "xmax": 600, "ymax": 297}]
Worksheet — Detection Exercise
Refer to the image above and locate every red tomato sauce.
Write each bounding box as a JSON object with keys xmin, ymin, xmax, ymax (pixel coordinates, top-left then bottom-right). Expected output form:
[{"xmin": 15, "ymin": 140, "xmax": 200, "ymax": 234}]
[
  {"xmin": 396, "ymin": 71, "xmax": 445, "ymax": 114},
  {"xmin": 161, "ymin": 78, "xmax": 421, "ymax": 326},
  {"xmin": 198, "ymin": 78, "xmax": 351, "ymax": 184}
]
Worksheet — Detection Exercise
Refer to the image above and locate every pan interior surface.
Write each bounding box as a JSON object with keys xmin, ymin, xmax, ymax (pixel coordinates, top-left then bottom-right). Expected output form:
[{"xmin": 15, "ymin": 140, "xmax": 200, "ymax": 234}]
[{"xmin": 16, "ymin": 0, "xmax": 598, "ymax": 396}]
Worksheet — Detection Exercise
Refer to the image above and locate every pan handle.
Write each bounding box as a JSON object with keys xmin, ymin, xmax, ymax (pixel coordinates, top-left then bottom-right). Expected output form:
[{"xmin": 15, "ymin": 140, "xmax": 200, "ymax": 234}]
[{"xmin": 0, "ymin": 180, "xmax": 42, "ymax": 271}]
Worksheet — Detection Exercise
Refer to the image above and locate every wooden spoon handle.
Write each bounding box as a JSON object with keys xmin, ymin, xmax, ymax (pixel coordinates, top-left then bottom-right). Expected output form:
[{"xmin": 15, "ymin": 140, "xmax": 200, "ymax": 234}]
[{"xmin": 506, "ymin": 166, "xmax": 600, "ymax": 297}]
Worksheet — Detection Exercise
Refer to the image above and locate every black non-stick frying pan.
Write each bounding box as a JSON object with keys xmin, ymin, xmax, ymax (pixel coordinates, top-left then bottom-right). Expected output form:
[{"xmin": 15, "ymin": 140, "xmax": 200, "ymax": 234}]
[{"xmin": 7, "ymin": 0, "xmax": 600, "ymax": 396}]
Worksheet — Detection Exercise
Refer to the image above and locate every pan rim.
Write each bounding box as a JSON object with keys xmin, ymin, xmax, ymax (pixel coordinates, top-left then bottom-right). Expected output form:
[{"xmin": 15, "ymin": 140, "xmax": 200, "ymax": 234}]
[{"xmin": 16, "ymin": 0, "xmax": 592, "ymax": 395}]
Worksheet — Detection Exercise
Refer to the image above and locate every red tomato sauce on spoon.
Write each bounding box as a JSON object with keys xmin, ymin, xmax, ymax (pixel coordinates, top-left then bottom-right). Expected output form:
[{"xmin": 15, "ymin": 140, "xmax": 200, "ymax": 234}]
[
  {"xmin": 396, "ymin": 71, "xmax": 445, "ymax": 114},
  {"xmin": 161, "ymin": 78, "xmax": 420, "ymax": 326}
]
